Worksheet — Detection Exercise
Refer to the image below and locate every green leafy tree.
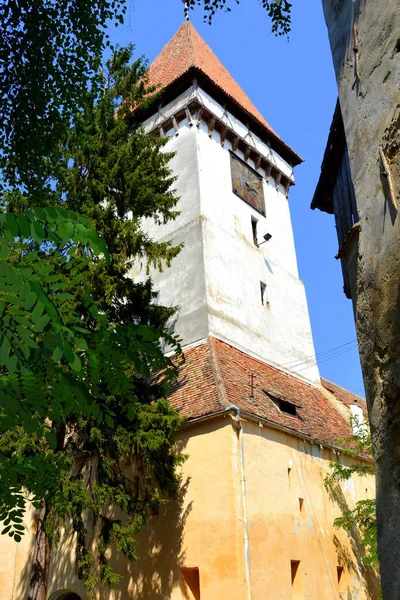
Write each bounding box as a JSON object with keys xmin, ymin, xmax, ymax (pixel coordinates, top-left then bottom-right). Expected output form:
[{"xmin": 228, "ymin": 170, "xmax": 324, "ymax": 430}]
[
  {"xmin": 0, "ymin": 46, "xmax": 185, "ymax": 600},
  {"xmin": 324, "ymin": 419, "xmax": 378, "ymax": 568},
  {"xmin": 0, "ymin": 0, "xmax": 128, "ymax": 191},
  {"xmin": 0, "ymin": 1, "xmax": 186, "ymax": 597},
  {"xmin": 184, "ymin": 0, "xmax": 293, "ymax": 35}
]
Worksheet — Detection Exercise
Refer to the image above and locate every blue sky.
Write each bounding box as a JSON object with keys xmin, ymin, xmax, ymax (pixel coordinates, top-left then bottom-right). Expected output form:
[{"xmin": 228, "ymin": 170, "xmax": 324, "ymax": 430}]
[{"xmin": 108, "ymin": 0, "xmax": 365, "ymax": 396}]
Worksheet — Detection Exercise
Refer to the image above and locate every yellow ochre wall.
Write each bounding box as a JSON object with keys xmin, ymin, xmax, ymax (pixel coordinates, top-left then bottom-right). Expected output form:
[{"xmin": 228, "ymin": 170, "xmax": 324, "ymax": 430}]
[{"xmin": 0, "ymin": 413, "xmax": 379, "ymax": 599}]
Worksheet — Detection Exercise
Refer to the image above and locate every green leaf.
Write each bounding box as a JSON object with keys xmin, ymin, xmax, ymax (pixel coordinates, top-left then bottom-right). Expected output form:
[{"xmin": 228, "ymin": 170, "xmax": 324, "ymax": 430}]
[
  {"xmin": 32, "ymin": 314, "xmax": 51, "ymax": 332},
  {"xmin": 63, "ymin": 341, "xmax": 75, "ymax": 364},
  {"xmin": 53, "ymin": 346, "xmax": 63, "ymax": 363},
  {"xmin": 5, "ymin": 214, "xmax": 18, "ymax": 237},
  {"xmin": 31, "ymin": 301, "xmax": 44, "ymax": 323},
  {"xmin": 33, "ymin": 221, "xmax": 45, "ymax": 243},
  {"xmin": 69, "ymin": 353, "xmax": 82, "ymax": 372},
  {"xmin": 33, "ymin": 208, "xmax": 46, "ymax": 222},
  {"xmin": 17, "ymin": 215, "xmax": 32, "ymax": 239},
  {"xmin": 104, "ymin": 414, "xmax": 115, "ymax": 428},
  {"xmin": 24, "ymin": 291, "xmax": 37, "ymax": 310},
  {"xmin": 46, "ymin": 432, "xmax": 58, "ymax": 450},
  {"xmin": 0, "ymin": 244, "xmax": 10, "ymax": 260},
  {"xmin": 76, "ymin": 337, "xmax": 88, "ymax": 350}
]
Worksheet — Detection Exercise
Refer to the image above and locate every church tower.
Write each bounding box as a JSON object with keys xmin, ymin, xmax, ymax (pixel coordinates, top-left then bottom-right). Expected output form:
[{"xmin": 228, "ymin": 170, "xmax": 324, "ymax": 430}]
[
  {"xmin": 0, "ymin": 23, "xmax": 376, "ymax": 600},
  {"xmin": 134, "ymin": 22, "xmax": 320, "ymax": 384}
]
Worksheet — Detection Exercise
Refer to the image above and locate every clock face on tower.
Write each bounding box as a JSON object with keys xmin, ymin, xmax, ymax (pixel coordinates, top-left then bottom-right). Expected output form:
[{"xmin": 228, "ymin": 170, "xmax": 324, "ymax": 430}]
[{"xmin": 230, "ymin": 151, "xmax": 265, "ymax": 216}]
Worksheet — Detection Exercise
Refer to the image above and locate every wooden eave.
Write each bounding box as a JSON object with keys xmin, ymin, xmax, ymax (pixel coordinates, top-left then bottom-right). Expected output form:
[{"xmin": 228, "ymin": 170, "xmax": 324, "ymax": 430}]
[
  {"xmin": 141, "ymin": 66, "xmax": 303, "ymax": 168},
  {"xmin": 311, "ymin": 100, "xmax": 346, "ymax": 214}
]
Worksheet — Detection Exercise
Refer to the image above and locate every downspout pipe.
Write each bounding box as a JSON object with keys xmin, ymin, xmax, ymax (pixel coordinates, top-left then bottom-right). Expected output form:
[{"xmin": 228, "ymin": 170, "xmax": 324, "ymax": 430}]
[{"xmin": 230, "ymin": 405, "xmax": 252, "ymax": 600}]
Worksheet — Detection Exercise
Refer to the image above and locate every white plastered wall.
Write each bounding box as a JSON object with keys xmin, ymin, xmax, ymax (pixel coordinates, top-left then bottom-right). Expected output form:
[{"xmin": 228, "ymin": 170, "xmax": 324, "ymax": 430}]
[{"xmin": 130, "ymin": 97, "xmax": 320, "ymax": 383}]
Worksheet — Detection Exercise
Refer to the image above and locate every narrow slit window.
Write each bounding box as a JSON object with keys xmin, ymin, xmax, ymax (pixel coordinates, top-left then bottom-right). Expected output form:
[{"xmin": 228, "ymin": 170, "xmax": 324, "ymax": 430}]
[
  {"xmin": 291, "ymin": 560, "xmax": 300, "ymax": 585},
  {"xmin": 180, "ymin": 567, "xmax": 200, "ymax": 600},
  {"xmin": 298, "ymin": 498, "xmax": 304, "ymax": 512},
  {"xmin": 260, "ymin": 282, "xmax": 267, "ymax": 306},
  {"xmin": 251, "ymin": 218, "xmax": 258, "ymax": 246},
  {"xmin": 337, "ymin": 566, "xmax": 344, "ymax": 584}
]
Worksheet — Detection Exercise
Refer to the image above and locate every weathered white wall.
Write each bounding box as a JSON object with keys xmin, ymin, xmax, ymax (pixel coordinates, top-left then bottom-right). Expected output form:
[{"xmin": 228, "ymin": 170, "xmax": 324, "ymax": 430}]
[{"xmin": 131, "ymin": 97, "xmax": 320, "ymax": 382}]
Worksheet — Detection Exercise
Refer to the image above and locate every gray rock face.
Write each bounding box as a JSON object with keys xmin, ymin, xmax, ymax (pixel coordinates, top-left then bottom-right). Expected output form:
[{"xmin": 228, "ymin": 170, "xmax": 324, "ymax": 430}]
[{"xmin": 321, "ymin": 0, "xmax": 400, "ymax": 597}]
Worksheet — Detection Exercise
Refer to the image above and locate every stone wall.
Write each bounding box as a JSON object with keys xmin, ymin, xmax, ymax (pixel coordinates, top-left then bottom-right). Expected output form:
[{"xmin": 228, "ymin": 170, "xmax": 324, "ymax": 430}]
[{"xmin": 321, "ymin": 0, "xmax": 400, "ymax": 596}]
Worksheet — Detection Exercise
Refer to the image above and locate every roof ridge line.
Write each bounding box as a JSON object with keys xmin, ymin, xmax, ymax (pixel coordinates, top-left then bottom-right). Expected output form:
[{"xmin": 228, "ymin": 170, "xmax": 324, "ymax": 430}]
[
  {"xmin": 321, "ymin": 376, "xmax": 365, "ymax": 401},
  {"xmin": 186, "ymin": 21, "xmax": 196, "ymax": 67},
  {"xmin": 207, "ymin": 336, "xmax": 230, "ymax": 408}
]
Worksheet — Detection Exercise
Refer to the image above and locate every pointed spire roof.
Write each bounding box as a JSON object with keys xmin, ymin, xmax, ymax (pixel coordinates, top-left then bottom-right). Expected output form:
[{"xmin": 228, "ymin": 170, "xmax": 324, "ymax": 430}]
[{"xmin": 148, "ymin": 22, "xmax": 300, "ymax": 162}]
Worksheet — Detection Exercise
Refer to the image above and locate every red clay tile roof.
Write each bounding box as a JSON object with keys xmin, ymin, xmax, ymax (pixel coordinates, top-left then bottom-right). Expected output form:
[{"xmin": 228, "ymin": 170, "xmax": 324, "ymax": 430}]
[
  {"xmin": 148, "ymin": 23, "xmax": 274, "ymax": 134},
  {"xmin": 147, "ymin": 23, "xmax": 301, "ymax": 163},
  {"xmin": 169, "ymin": 338, "xmax": 365, "ymax": 448}
]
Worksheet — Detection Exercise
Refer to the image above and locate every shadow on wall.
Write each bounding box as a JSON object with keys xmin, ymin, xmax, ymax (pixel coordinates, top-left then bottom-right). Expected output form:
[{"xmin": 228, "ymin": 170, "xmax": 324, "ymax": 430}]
[
  {"xmin": 119, "ymin": 477, "xmax": 192, "ymax": 600},
  {"xmin": 14, "ymin": 476, "xmax": 192, "ymax": 600},
  {"xmin": 327, "ymin": 482, "xmax": 381, "ymax": 600}
]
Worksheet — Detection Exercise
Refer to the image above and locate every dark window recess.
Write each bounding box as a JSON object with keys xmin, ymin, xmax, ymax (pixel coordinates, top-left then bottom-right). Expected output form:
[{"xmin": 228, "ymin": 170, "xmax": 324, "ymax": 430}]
[
  {"xmin": 180, "ymin": 567, "xmax": 200, "ymax": 600},
  {"xmin": 260, "ymin": 282, "xmax": 266, "ymax": 305},
  {"xmin": 251, "ymin": 218, "xmax": 258, "ymax": 246},
  {"xmin": 278, "ymin": 399, "xmax": 297, "ymax": 416},
  {"xmin": 264, "ymin": 391, "xmax": 300, "ymax": 417},
  {"xmin": 230, "ymin": 151, "xmax": 265, "ymax": 216},
  {"xmin": 337, "ymin": 566, "xmax": 344, "ymax": 584},
  {"xmin": 291, "ymin": 560, "xmax": 300, "ymax": 585}
]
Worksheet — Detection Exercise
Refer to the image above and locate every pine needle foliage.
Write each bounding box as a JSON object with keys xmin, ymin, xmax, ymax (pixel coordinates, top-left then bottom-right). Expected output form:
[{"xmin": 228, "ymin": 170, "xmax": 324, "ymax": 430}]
[{"xmin": 0, "ymin": 44, "xmax": 186, "ymax": 597}]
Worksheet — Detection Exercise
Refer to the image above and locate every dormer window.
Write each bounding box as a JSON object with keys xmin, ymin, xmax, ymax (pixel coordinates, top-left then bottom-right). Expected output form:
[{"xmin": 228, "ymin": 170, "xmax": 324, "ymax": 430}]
[
  {"xmin": 277, "ymin": 399, "xmax": 297, "ymax": 416},
  {"xmin": 264, "ymin": 391, "xmax": 300, "ymax": 418}
]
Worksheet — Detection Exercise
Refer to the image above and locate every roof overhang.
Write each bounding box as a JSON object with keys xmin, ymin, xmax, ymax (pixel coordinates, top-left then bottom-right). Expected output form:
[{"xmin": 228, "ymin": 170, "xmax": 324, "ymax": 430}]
[
  {"xmin": 142, "ymin": 66, "xmax": 303, "ymax": 167},
  {"xmin": 311, "ymin": 100, "xmax": 346, "ymax": 213}
]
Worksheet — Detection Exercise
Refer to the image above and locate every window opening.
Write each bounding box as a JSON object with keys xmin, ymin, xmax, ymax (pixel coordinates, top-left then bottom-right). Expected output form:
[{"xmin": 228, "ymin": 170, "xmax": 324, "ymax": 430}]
[
  {"xmin": 277, "ymin": 399, "xmax": 297, "ymax": 416},
  {"xmin": 252, "ymin": 218, "xmax": 258, "ymax": 246},
  {"xmin": 265, "ymin": 392, "xmax": 301, "ymax": 418},
  {"xmin": 298, "ymin": 498, "xmax": 304, "ymax": 512},
  {"xmin": 291, "ymin": 560, "xmax": 300, "ymax": 585},
  {"xmin": 260, "ymin": 282, "xmax": 266, "ymax": 306},
  {"xmin": 337, "ymin": 566, "xmax": 344, "ymax": 584},
  {"xmin": 180, "ymin": 567, "xmax": 200, "ymax": 600},
  {"xmin": 290, "ymin": 560, "xmax": 303, "ymax": 599}
]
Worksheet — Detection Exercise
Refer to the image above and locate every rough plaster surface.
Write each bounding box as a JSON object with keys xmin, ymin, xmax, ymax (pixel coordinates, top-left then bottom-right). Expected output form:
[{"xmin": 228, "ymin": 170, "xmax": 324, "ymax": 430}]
[
  {"xmin": 132, "ymin": 106, "xmax": 320, "ymax": 383},
  {"xmin": 0, "ymin": 416, "xmax": 377, "ymax": 599},
  {"xmin": 322, "ymin": 0, "xmax": 400, "ymax": 596}
]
